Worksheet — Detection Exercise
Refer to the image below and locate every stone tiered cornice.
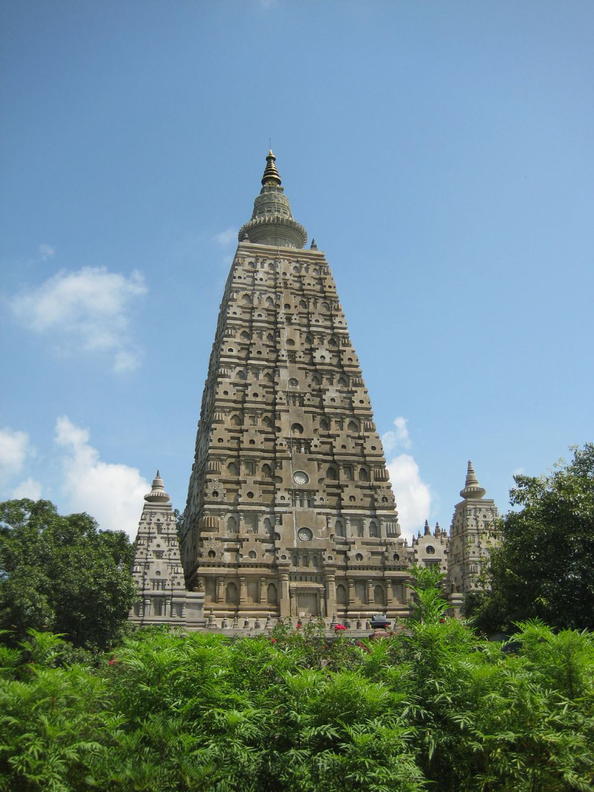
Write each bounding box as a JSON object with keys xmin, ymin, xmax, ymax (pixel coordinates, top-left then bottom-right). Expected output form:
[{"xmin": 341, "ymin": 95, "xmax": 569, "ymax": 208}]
[{"xmin": 238, "ymin": 213, "xmax": 308, "ymax": 249}]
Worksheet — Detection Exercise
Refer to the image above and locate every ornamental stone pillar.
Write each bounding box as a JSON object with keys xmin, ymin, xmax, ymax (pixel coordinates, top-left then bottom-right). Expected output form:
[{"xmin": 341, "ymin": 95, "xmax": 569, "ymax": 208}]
[
  {"xmin": 386, "ymin": 579, "xmax": 394, "ymax": 606},
  {"xmin": 279, "ymin": 572, "xmax": 290, "ymax": 618},
  {"xmin": 404, "ymin": 583, "xmax": 412, "ymax": 603},
  {"xmin": 325, "ymin": 573, "xmax": 336, "ymax": 618},
  {"xmin": 216, "ymin": 576, "xmax": 224, "ymax": 603},
  {"xmin": 239, "ymin": 576, "xmax": 247, "ymax": 605},
  {"xmin": 348, "ymin": 579, "xmax": 355, "ymax": 607}
]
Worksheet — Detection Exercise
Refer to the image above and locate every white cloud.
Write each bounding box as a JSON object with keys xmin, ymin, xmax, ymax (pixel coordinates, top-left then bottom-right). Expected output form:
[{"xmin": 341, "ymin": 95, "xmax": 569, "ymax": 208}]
[
  {"xmin": 55, "ymin": 416, "xmax": 150, "ymax": 537},
  {"xmin": 387, "ymin": 454, "xmax": 432, "ymax": 541},
  {"xmin": 38, "ymin": 243, "xmax": 55, "ymax": 261},
  {"xmin": 382, "ymin": 416, "xmax": 411, "ymax": 454},
  {"xmin": 12, "ymin": 477, "xmax": 43, "ymax": 500},
  {"xmin": 0, "ymin": 427, "xmax": 31, "ymax": 481},
  {"xmin": 382, "ymin": 417, "xmax": 431, "ymax": 541},
  {"xmin": 11, "ymin": 266, "xmax": 147, "ymax": 372},
  {"xmin": 0, "ymin": 429, "xmax": 40, "ymax": 501},
  {"xmin": 213, "ymin": 227, "xmax": 238, "ymax": 247},
  {"xmin": 113, "ymin": 349, "xmax": 141, "ymax": 374}
]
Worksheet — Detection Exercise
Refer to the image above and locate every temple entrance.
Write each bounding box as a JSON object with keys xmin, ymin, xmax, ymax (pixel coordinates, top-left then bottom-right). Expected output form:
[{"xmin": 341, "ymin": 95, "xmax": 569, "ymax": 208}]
[{"xmin": 296, "ymin": 591, "xmax": 319, "ymax": 617}]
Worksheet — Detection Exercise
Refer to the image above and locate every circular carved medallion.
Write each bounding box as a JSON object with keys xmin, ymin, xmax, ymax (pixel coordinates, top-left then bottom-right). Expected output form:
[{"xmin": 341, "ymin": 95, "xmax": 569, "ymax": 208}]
[{"xmin": 293, "ymin": 471, "xmax": 309, "ymax": 485}]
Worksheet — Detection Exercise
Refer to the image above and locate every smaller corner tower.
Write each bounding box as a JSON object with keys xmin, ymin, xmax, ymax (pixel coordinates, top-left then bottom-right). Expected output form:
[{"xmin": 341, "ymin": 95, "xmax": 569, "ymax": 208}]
[
  {"xmin": 447, "ymin": 461, "xmax": 499, "ymax": 614},
  {"xmin": 129, "ymin": 471, "xmax": 205, "ymax": 629}
]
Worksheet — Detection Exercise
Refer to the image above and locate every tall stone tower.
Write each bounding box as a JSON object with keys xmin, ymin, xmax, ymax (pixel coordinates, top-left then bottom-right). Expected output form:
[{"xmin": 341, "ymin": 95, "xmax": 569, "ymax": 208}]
[
  {"xmin": 181, "ymin": 152, "xmax": 410, "ymax": 627},
  {"xmin": 447, "ymin": 461, "xmax": 499, "ymax": 614}
]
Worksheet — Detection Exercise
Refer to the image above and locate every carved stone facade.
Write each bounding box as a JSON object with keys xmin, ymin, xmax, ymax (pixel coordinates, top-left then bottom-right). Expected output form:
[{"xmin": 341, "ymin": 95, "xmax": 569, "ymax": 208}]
[
  {"xmin": 180, "ymin": 152, "xmax": 411, "ymax": 628},
  {"xmin": 129, "ymin": 472, "xmax": 205, "ymax": 628}
]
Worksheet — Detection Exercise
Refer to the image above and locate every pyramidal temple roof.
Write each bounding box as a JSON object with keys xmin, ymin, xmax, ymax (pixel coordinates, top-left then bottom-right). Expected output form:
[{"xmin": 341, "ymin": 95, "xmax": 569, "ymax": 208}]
[{"xmin": 238, "ymin": 151, "xmax": 308, "ymax": 249}]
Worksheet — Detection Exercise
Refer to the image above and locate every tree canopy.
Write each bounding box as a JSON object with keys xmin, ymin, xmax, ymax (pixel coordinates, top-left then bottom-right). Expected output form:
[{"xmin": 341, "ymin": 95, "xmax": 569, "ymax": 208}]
[
  {"xmin": 470, "ymin": 444, "xmax": 594, "ymax": 633},
  {"xmin": 0, "ymin": 499, "xmax": 136, "ymax": 650}
]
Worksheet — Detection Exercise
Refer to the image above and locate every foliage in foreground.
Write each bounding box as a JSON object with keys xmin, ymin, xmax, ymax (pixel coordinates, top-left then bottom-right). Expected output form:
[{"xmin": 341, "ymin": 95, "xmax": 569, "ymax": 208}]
[
  {"xmin": 469, "ymin": 444, "xmax": 594, "ymax": 633},
  {"xmin": 0, "ymin": 499, "xmax": 136, "ymax": 650},
  {"xmin": 0, "ymin": 617, "xmax": 592, "ymax": 792}
]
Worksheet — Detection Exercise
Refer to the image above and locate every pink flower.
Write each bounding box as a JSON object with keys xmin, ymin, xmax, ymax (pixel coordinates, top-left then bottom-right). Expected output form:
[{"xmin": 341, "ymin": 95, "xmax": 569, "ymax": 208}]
[
  {"xmin": 334, "ymin": 624, "xmax": 347, "ymax": 631},
  {"xmin": 108, "ymin": 658, "xmax": 119, "ymax": 666}
]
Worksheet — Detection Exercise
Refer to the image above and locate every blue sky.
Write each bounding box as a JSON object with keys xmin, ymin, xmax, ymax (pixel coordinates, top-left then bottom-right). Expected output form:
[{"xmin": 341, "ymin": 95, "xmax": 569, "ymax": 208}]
[{"xmin": 1, "ymin": 0, "xmax": 593, "ymax": 540}]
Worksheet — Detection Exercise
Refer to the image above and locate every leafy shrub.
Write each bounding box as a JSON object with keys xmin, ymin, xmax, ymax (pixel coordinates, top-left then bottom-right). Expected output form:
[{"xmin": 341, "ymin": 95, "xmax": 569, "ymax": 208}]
[{"xmin": 0, "ymin": 618, "xmax": 592, "ymax": 791}]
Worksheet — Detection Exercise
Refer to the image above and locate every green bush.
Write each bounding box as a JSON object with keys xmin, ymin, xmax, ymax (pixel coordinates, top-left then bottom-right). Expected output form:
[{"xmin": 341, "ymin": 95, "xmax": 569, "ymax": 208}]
[{"xmin": 0, "ymin": 615, "xmax": 592, "ymax": 792}]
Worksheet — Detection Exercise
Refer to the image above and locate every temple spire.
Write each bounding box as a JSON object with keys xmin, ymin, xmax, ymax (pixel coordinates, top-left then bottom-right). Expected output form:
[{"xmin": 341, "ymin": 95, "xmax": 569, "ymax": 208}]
[
  {"xmin": 261, "ymin": 150, "xmax": 281, "ymax": 186},
  {"xmin": 460, "ymin": 460, "xmax": 486, "ymax": 500},
  {"xmin": 238, "ymin": 151, "xmax": 307, "ymax": 248}
]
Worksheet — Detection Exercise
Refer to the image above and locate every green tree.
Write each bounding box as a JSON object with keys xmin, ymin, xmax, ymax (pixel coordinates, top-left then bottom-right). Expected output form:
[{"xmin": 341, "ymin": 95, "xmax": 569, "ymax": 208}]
[
  {"xmin": 470, "ymin": 444, "xmax": 594, "ymax": 633},
  {"xmin": 407, "ymin": 565, "xmax": 449, "ymax": 624},
  {"xmin": 0, "ymin": 499, "xmax": 136, "ymax": 650}
]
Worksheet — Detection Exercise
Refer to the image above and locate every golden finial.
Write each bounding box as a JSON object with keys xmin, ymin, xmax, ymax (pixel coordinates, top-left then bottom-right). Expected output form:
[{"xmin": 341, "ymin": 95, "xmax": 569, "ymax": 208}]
[{"xmin": 261, "ymin": 150, "xmax": 282, "ymax": 186}]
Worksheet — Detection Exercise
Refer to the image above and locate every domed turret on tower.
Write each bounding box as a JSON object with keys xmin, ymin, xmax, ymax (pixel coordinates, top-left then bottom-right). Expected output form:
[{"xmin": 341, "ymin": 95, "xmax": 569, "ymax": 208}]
[
  {"xmin": 460, "ymin": 460, "xmax": 486, "ymax": 500},
  {"xmin": 145, "ymin": 470, "xmax": 171, "ymax": 504},
  {"xmin": 238, "ymin": 151, "xmax": 308, "ymax": 248}
]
